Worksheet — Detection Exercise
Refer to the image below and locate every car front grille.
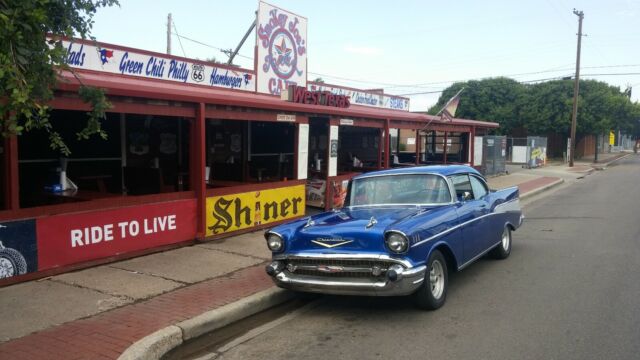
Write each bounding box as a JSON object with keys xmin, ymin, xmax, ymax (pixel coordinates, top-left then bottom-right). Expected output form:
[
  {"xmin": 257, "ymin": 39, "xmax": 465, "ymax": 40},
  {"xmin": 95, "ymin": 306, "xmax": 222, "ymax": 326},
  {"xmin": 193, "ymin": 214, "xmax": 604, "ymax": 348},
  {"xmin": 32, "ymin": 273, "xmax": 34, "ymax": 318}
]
[{"xmin": 284, "ymin": 258, "xmax": 396, "ymax": 278}]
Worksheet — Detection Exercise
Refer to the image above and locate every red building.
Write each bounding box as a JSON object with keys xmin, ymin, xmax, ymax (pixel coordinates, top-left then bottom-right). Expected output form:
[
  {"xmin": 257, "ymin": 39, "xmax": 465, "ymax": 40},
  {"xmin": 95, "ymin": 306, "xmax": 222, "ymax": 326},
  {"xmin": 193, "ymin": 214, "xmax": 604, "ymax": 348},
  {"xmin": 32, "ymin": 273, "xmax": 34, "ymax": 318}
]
[{"xmin": 0, "ymin": 31, "xmax": 497, "ymax": 284}]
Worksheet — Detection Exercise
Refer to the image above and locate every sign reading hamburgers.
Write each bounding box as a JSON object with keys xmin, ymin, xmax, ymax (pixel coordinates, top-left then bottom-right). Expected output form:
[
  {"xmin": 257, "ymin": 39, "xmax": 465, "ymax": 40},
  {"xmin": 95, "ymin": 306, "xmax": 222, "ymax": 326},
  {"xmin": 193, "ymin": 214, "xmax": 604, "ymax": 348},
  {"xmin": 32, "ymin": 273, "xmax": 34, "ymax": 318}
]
[{"xmin": 285, "ymin": 85, "xmax": 350, "ymax": 108}]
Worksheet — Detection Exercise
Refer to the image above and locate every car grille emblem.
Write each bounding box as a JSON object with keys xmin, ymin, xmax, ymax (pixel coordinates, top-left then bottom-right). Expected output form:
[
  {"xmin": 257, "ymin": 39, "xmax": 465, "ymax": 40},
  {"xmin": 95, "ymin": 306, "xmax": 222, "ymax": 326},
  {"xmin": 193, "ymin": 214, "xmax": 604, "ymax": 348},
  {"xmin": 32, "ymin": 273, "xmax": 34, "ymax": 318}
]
[
  {"xmin": 311, "ymin": 238, "xmax": 354, "ymax": 248},
  {"xmin": 317, "ymin": 265, "xmax": 344, "ymax": 273}
]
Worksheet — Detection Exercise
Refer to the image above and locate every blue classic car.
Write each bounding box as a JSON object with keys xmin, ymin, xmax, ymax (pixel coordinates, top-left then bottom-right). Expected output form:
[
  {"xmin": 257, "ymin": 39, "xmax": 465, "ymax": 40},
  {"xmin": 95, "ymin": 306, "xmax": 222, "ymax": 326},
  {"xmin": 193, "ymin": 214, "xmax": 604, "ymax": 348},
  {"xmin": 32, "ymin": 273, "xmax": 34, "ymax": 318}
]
[{"xmin": 264, "ymin": 165, "xmax": 523, "ymax": 310}]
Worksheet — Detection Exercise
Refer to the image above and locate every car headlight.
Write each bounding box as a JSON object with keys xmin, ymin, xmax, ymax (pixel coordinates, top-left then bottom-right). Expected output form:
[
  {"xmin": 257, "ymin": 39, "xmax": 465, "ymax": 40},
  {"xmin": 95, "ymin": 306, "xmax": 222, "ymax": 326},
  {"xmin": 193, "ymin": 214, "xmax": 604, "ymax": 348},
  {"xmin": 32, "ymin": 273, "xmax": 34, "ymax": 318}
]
[
  {"xmin": 385, "ymin": 232, "xmax": 409, "ymax": 253},
  {"xmin": 265, "ymin": 232, "xmax": 284, "ymax": 252}
]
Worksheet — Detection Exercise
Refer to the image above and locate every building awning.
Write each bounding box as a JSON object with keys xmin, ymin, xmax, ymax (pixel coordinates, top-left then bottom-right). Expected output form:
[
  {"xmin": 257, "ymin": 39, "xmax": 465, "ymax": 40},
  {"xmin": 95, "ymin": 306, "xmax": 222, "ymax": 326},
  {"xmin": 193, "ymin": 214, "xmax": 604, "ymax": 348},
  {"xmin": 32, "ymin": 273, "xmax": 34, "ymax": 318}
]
[{"xmin": 56, "ymin": 70, "xmax": 499, "ymax": 129}]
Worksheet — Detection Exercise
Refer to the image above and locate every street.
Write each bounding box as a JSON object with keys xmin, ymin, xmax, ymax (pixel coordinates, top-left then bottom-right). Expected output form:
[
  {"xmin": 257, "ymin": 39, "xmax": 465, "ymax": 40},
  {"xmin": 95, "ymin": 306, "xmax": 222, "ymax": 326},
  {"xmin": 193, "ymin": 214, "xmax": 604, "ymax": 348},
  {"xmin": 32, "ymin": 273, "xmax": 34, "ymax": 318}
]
[{"xmin": 185, "ymin": 155, "xmax": 640, "ymax": 360}]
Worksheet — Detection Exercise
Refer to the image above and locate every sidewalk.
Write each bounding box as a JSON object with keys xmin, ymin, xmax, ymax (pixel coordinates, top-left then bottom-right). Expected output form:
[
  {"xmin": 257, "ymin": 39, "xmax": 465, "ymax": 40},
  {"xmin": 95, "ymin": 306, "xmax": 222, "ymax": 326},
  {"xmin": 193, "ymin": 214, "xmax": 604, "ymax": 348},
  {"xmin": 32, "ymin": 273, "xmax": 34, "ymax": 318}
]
[{"xmin": 0, "ymin": 164, "xmax": 602, "ymax": 360}]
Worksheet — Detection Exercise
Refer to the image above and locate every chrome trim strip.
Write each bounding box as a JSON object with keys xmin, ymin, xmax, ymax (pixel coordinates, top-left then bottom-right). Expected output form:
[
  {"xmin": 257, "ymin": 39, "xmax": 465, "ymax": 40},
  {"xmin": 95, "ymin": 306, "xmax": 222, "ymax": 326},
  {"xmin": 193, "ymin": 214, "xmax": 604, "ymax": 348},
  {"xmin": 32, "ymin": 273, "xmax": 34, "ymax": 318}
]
[
  {"xmin": 264, "ymin": 230, "xmax": 283, "ymax": 240},
  {"xmin": 272, "ymin": 265, "xmax": 427, "ymax": 296},
  {"xmin": 457, "ymin": 241, "xmax": 501, "ymax": 270},
  {"xmin": 293, "ymin": 264, "xmax": 377, "ymax": 273},
  {"xmin": 273, "ymin": 253, "xmax": 413, "ymax": 268},
  {"xmin": 310, "ymin": 239, "xmax": 354, "ymax": 248},
  {"xmin": 411, "ymin": 212, "xmax": 496, "ymax": 248}
]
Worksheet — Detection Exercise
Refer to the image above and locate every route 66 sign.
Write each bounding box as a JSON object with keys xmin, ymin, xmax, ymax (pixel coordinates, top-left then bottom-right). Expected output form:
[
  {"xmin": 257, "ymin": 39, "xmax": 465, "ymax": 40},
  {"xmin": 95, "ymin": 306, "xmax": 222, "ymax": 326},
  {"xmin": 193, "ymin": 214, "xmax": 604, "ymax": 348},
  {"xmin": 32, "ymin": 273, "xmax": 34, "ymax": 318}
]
[{"xmin": 191, "ymin": 64, "xmax": 205, "ymax": 83}]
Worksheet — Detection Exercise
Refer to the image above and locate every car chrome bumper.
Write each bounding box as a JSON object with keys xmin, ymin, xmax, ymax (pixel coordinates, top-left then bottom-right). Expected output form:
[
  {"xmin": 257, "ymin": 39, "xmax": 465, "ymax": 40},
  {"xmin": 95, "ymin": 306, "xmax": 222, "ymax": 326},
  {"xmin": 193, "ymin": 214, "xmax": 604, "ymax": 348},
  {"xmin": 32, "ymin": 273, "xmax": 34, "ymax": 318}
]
[{"xmin": 270, "ymin": 265, "xmax": 427, "ymax": 297}]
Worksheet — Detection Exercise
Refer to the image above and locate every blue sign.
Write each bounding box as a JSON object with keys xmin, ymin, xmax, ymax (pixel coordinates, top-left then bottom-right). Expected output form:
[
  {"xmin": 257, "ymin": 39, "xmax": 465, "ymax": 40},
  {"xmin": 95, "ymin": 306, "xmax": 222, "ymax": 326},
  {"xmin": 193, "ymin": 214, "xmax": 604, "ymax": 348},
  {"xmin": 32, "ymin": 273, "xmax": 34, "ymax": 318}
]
[{"xmin": 0, "ymin": 219, "xmax": 37, "ymax": 279}]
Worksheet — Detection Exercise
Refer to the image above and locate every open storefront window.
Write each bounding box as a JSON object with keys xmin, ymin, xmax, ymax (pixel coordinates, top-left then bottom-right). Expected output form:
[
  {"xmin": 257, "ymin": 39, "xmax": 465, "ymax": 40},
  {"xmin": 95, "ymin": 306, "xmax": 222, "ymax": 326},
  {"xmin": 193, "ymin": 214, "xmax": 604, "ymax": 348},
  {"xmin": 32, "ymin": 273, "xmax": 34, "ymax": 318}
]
[
  {"xmin": 206, "ymin": 119, "xmax": 295, "ymax": 187},
  {"xmin": 17, "ymin": 110, "xmax": 191, "ymax": 208},
  {"xmin": 397, "ymin": 129, "xmax": 418, "ymax": 164},
  {"xmin": 249, "ymin": 121, "xmax": 295, "ymax": 182},
  {"xmin": 337, "ymin": 126, "xmax": 380, "ymax": 173},
  {"xmin": 124, "ymin": 114, "xmax": 191, "ymax": 195},
  {"xmin": 421, "ymin": 131, "xmax": 469, "ymax": 164}
]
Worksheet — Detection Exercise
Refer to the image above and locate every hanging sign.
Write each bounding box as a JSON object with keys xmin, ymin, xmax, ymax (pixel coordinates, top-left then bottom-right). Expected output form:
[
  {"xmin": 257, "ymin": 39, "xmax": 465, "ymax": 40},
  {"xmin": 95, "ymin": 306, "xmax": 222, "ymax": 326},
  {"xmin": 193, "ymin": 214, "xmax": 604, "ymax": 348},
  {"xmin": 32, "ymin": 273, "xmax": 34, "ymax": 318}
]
[
  {"xmin": 277, "ymin": 114, "xmax": 296, "ymax": 122},
  {"xmin": 308, "ymin": 82, "xmax": 410, "ymax": 111},
  {"xmin": 286, "ymin": 85, "xmax": 351, "ymax": 108},
  {"xmin": 256, "ymin": 1, "xmax": 307, "ymax": 95},
  {"xmin": 57, "ymin": 39, "xmax": 256, "ymax": 92}
]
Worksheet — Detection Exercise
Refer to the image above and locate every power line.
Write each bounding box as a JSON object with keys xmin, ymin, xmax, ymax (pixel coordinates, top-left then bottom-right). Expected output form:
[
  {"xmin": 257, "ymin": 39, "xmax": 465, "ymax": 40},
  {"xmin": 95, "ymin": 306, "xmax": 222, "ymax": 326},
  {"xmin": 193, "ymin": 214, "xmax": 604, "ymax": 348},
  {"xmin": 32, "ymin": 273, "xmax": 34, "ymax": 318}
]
[
  {"xmin": 171, "ymin": 32, "xmax": 254, "ymax": 61},
  {"xmin": 163, "ymin": 27, "xmax": 640, "ymax": 94},
  {"xmin": 171, "ymin": 21, "xmax": 187, "ymax": 58}
]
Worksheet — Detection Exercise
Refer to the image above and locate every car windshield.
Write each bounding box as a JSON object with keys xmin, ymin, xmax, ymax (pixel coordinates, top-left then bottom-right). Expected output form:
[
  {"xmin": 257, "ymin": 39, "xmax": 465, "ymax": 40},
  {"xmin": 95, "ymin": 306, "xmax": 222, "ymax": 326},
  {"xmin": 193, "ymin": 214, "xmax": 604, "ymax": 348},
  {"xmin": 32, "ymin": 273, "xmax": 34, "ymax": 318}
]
[{"xmin": 347, "ymin": 174, "xmax": 452, "ymax": 206}]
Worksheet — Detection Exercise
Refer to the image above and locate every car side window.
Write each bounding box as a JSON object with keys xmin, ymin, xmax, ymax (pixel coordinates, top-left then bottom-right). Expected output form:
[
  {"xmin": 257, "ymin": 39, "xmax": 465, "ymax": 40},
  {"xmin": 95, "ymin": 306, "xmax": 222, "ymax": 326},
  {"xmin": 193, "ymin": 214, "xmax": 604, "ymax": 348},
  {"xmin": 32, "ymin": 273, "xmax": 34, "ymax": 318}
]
[
  {"xmin": 449, "ymin": 174, "xmax": 472, "ymax": 201},
  {"xmin": 469, "ymin": 176, "xmax": 488, "ymax": 199}
]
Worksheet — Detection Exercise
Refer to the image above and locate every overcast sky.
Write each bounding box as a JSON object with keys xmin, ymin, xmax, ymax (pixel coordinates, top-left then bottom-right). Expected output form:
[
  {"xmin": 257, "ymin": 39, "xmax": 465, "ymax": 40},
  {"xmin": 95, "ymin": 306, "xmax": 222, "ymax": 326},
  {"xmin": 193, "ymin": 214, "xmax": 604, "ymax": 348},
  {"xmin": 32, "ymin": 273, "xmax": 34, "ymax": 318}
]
[{"xmin": 91, "ymin": 0, "xmax": 640, "ymax": 111}]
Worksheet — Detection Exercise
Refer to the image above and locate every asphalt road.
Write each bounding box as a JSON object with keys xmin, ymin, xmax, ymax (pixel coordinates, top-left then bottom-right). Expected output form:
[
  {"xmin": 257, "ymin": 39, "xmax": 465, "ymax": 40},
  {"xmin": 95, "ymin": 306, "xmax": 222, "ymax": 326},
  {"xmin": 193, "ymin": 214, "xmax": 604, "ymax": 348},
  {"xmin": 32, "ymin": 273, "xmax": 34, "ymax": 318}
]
[{"xmin": 187, "ymin": 156, "xmax": 640, "ymax": 360}]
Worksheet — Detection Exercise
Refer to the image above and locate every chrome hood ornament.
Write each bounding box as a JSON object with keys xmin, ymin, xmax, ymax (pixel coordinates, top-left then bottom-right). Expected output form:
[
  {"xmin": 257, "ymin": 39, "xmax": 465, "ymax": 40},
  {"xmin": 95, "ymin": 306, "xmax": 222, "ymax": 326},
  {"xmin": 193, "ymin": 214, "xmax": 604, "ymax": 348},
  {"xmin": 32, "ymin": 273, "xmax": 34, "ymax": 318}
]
[
  {"xmin": 304, "ymin": 217, "xmax": 315, "ymax": 228},
  {"xmin": 366, "ymin": 216, "xmax": 378, "ymax": 229}
]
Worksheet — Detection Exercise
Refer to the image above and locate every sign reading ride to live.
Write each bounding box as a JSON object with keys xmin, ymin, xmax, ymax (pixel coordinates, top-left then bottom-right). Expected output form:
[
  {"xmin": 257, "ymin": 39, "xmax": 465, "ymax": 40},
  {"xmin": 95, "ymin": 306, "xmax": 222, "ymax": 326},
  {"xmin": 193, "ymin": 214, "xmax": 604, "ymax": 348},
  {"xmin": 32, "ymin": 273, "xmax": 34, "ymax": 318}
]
[
  {"xmin": 256, "ymin": 1, "xmax": 307, "ymax": 95},
  {"xmin": 36, "ymin": 200, "xmax": 197, "ymax": 270}
]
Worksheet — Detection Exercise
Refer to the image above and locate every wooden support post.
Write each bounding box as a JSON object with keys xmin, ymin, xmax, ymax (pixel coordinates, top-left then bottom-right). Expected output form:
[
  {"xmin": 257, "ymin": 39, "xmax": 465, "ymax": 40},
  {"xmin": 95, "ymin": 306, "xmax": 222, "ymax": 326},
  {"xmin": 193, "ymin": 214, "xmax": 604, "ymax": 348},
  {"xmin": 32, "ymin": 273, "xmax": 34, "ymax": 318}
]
[
  {"xmin": 377, "ymin": 128, "xmax": 383, "ymax": 169},
  {"xmin": 192, "ymin": 103, "xmax": 206, "ymax": 239},
  {"xmin": 470, "ymin": 126, "xmax": 476, "ymax": 166},
  {"xmin": 384, "ymin": 119, "xmax": 390, "ymax": 169},
  {"xmin": 4, "ymin": 135, "xmax": 19, "ymax": 210},
  {"xmin": 415, "ymin": 130, "xmax": 420, "ymax": 165},
  {"xmin": 443, "ymin": 132, "xmax": 448, "ymax": 165}
]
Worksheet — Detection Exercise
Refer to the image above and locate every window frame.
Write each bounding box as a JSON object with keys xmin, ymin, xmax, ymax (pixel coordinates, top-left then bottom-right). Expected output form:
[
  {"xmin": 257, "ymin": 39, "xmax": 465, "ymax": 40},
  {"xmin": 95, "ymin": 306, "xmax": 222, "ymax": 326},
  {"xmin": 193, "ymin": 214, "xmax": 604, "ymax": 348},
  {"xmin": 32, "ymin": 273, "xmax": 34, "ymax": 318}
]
[{"xmin": 469, "ymin": 174, "xmax": 489, "ymax": 200}]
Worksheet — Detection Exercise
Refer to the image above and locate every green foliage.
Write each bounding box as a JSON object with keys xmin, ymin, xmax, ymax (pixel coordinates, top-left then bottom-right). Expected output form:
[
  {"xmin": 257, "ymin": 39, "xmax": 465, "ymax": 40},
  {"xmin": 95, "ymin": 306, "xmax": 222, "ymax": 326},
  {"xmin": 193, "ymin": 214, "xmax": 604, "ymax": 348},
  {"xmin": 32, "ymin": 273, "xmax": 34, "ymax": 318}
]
[
  {"xmin": 430, "ymin": 77, "xmax": 640, "ymax": 138},
  {"xmin": 0, "ymin": 0, "xmax": 118, "ymax": 155}
]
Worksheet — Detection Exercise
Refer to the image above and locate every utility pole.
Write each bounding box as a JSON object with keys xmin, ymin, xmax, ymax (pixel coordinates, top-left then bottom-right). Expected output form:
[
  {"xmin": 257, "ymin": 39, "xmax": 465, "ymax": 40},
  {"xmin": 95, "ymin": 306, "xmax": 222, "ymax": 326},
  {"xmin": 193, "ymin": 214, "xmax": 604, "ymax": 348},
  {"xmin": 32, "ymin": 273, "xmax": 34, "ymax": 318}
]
[
  {"xmin": 569, "ymin": 9, "xmax": 584, "ymax": 167},
  {"xmin": 166, "ymin": 13, "xmax": 172, "ymax": 55}
]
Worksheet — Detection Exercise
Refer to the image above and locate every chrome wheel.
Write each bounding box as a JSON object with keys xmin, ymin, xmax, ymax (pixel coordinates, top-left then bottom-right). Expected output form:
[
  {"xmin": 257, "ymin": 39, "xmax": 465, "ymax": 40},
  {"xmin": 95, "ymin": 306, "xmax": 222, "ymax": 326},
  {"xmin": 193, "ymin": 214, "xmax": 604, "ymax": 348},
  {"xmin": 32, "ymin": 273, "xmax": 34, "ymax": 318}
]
[
  {"xmin": 501, "ymin": 227, "xmax": 511, "ymax": 252},
  {"xmin": 0, "ymin": 257, "xmax": 15, "ymax": 278},
  {"xmin": 430, "ymin": 259, "xmax": 445, "ymax": 299}
]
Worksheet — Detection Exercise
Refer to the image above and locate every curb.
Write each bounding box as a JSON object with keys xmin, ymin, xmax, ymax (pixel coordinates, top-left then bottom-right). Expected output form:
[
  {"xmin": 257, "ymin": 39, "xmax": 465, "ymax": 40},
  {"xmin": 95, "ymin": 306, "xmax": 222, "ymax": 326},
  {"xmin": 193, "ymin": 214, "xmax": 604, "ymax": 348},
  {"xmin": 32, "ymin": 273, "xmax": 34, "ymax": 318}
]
[
  {"xmin": 520, "ymin": 178, "xmax": 565, "ymax": 200},
  {"xmin": 592, "ymin": 152, "xmax": 632, "ymax": 170},
  {"xmin": 118, "ymin": 287, "xmax": 295, "ymax": 360}
]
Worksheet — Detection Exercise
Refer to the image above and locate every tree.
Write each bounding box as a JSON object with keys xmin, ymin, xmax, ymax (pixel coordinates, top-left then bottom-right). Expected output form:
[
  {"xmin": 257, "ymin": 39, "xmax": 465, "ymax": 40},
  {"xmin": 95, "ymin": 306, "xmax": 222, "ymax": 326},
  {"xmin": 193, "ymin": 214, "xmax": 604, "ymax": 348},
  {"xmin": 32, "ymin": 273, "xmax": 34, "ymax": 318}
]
[
  {"xmin": 1, "ymin": 0, "xmax": 119, "ymax": 155},
  {"xmin": 428, "ymin": 77, "xmax": 526, "ymax": 135},
  {"xmin": 432, "ymin": 78, "xmax": 639, "ymax": 139}
]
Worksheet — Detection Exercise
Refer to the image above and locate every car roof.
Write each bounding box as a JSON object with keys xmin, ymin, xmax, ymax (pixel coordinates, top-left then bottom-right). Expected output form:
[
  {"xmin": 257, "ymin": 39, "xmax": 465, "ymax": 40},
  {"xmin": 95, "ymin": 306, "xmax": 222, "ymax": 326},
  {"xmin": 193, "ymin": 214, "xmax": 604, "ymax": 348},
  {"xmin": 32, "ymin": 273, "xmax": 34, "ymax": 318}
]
[{"xmin": 352, "ymin": 165, "xmax": 482, "ymax": 180}]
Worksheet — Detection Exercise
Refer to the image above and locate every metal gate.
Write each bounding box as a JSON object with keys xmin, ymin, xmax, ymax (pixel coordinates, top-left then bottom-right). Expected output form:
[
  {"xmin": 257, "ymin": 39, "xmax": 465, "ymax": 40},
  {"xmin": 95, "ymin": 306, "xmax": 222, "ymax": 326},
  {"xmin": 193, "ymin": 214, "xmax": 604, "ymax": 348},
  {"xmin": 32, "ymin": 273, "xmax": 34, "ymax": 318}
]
[{"xmin": 482, "ymin": 136, "xmax": 507, "ymax": 176}]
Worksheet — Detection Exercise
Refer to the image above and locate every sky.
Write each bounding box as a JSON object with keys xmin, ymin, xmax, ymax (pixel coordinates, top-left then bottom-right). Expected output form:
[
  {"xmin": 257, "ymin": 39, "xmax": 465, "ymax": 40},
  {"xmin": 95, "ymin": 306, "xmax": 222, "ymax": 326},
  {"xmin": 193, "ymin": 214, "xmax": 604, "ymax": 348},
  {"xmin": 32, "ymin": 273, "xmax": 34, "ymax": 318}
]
[{"xmin": 90, "ymin": 0, "xmax": 640, "ymax": 111}]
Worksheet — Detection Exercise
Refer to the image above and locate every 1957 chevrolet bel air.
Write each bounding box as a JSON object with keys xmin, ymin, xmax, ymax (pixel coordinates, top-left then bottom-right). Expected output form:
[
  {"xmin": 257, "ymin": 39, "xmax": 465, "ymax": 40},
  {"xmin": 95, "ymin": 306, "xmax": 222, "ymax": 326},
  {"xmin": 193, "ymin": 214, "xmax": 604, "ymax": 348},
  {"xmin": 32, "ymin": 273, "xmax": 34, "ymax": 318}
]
[{"xmin": 264, "ymin": 165, "xmax": 523, "ymax": 310}]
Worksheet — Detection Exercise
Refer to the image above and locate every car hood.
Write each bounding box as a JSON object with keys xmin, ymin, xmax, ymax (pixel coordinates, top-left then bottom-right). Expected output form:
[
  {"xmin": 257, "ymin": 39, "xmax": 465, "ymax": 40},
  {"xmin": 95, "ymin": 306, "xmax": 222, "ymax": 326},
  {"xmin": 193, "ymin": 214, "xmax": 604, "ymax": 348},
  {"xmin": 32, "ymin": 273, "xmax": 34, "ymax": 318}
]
[{"xmin": 284, "ymin": 206, "xmax": 430, "ymax": 253}]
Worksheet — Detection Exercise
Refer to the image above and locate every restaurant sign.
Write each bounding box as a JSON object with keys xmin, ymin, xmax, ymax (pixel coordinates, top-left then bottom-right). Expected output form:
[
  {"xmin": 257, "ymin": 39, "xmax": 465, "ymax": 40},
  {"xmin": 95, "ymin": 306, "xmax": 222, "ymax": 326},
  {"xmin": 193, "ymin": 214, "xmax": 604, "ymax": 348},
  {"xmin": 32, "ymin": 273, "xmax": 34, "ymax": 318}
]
[
  {"xmin": 206, "ymin": 184, "xmax": 305, "ymax": 236},
  {"xmin": 59, "ymin": 40, "xmax": 256, "ymax": 92},
  {"xmin": 308, "ymin": 82, "xmax": 410, "ymax": 111},
  {"xmin": 285, "ymin": 85, "xmax": 350, "ymax": 108},
  {"xmin": 256, "ymin": 1, "xmax": 307, "ymax": 95}
]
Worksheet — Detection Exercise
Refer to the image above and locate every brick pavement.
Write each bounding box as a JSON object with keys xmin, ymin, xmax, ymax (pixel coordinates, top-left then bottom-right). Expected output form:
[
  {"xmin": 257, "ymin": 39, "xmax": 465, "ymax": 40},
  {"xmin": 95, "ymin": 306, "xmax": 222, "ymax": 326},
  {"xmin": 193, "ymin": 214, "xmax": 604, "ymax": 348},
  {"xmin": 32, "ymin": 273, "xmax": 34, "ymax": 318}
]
[
  {"xmin": 0, "ymin": 264, "xmax": 271, "ymax": 360},
  {"xmin": 517, "ymin": 176, "xmax": 561, "ymax": 195}
]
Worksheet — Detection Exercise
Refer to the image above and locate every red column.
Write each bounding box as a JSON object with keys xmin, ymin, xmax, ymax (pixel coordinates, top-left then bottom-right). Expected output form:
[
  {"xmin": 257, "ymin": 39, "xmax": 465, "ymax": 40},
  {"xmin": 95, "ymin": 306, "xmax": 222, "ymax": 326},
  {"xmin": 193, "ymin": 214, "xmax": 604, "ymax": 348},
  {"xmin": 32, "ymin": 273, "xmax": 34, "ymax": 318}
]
[
  {"xmin": 4, "ymin": 135, "xmax": 19, "ymax": 210},
  {"xmin": 192, "ymin": 103, "xmax": 206, "ymax": 239},
  {"xmin": 384, "ymin": 119, "xmax": 390, "ymax": 169},
  {"xmin": 377, "ymin": 128, "xmax": 383, "ymax": 169},
  {"xmin": 415, "ymin": 130, "xmax": 420, "ymax": 165},
  {"xmin": 470, "ymin": 127, "xmax": 476, "ymax": 167},
  {"xmin": 443, "ymin": 132, "xmax": 448, "ymax": 165}
]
